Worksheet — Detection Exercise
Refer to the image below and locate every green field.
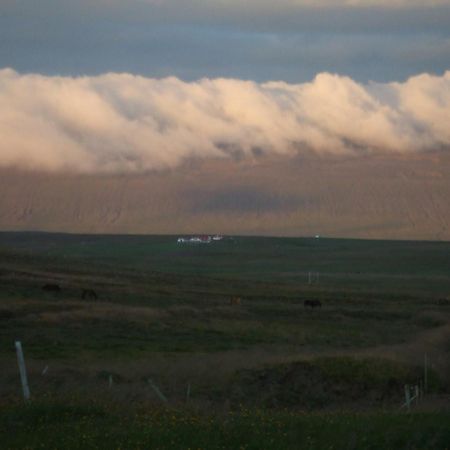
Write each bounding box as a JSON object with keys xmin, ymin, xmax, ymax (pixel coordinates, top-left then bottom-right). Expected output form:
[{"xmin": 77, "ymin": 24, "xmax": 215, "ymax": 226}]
[
  {"xmin": 1, "ymin": 401, "xmax": 450, "ymax": 450},
  {"xmin": 0, "ymin": 232, "xmax": 449, "ymax": 448}
]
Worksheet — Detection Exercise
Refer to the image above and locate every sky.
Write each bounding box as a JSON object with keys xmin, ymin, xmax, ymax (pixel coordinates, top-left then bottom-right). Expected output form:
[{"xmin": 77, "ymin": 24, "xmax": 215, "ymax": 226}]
[{"xmin": 1, "ymin": 0, "xmax": 450, "ymax": 83}]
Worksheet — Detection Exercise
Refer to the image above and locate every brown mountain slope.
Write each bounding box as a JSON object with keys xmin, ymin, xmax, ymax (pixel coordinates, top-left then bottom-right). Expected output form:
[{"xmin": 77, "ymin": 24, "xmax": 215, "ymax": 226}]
[{"xmin": 0, "ymin": 152, "xmax": 449, "ymax": 240}]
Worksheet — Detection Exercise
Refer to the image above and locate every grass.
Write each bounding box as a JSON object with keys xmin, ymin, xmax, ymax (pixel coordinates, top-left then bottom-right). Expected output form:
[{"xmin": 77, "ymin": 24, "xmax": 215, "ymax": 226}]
[
  {"xmin": 0, "ymin": 295, "xmax": 439, "ymax": 359},
  {"xmin": 1, "ymin": 400, "xmax": 449, "ymax": 449},
  {"xmin": 1, "ymin": 232, "xmax": 450, "ymax": 292},
  {"xmin": 231, "ymin": 357, "xmax": 443, "ymax": 410},
  {"xmin": 0, "ymin": 232, "xmax": 449, "ymax": 447}
]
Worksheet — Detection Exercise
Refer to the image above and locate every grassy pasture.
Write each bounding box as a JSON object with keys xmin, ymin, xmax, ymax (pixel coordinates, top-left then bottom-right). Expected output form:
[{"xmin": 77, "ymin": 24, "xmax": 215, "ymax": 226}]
[{"xmin": 0, "ymin": 232, "xmax": 449, "ymax": 447}]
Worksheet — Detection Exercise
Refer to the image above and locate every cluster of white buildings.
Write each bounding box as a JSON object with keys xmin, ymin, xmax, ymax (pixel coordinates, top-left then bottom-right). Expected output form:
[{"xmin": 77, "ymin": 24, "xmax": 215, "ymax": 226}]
[{"xmin": 177, "ymin": 235, "xmax": 224, "ymax": 244}]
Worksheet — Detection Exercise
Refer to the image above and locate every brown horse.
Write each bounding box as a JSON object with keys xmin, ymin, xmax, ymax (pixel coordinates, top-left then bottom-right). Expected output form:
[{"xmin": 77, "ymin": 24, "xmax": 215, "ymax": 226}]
[{"xmin": 230, "ymin": 296, "xmax": 241, "ymax": 306}]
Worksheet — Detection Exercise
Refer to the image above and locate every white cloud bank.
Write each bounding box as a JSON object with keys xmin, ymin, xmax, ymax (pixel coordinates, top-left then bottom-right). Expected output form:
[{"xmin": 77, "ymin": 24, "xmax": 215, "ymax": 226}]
[{"xmin": 0, "ymin": 68, "xmax": 449, "ymax": 173}]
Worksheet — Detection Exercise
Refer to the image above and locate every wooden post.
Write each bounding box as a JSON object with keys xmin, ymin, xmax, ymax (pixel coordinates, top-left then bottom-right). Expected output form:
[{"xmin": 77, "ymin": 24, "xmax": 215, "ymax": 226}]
[{"xmin": 15, "ymin": 341, "xmax": 30, "ymax": 401}]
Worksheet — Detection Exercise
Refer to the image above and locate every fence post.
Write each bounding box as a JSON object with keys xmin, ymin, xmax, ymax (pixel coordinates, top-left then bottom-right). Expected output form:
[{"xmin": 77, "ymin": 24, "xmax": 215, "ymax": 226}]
[
  {"xmin": 424, "ymin": 353, "xmax": 428, "ymax": 393},
  {"xmin": 15, "ymin": 341, "xmax": 30, "ymax": 401},
  {"xmin": 404, "ymin": 384, "xmax": 411, "ymax": 411},
  {"xmin": 186, "ymin": 383, "xmax": 191, "ymax": 403},
  {"xmin": 147, "ymin": 378, "xmax": 168, "ymax": 403}
]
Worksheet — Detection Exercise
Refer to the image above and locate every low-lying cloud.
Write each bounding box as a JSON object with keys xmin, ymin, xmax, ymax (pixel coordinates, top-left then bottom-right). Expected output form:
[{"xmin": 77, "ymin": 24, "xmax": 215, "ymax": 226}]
[{"xmin": 0, "ymin": 68, "xmax": 449, "ymax": 173}]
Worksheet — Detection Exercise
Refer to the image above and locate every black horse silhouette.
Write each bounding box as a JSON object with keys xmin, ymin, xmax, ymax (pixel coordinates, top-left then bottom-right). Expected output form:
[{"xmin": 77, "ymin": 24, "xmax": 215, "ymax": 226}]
[
  {"xmin": 42, "ymin": 283, "xmax": 61, "ymax": 293},
  {"xmin": 304, "ymin": 299, "xmax": 322, "ymax": 309},
  {"xmin": 82, "ymin": 289, "xmax": 98, "ymax": 300}
]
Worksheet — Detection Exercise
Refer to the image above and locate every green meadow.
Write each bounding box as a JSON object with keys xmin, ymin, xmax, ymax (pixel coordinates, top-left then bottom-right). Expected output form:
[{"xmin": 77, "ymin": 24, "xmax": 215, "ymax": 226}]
[{"xmin": 0, "ymin": 232, "xmax": 449, "ymax": 448}]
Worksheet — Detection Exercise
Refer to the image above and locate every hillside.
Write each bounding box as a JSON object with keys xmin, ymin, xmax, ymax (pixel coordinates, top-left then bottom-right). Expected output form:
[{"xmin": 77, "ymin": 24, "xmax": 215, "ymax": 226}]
[{"xmin": 1, "ymin": 152, "xmax": 449, "ymax": 239}]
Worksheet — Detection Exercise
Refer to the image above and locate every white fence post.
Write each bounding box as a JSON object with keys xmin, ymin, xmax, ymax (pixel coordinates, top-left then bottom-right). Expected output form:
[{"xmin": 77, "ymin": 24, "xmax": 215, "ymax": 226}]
[
  {"xmin": 147, "ymin": 378, "xmax": 168, "ymax": 403},
  {"xmin": 15, "ymin": 341, "xmax": 30, "ymax": 401},
  {"xmin": 404, "ymin": 384, "xmax": 411, "ymax": 411}
]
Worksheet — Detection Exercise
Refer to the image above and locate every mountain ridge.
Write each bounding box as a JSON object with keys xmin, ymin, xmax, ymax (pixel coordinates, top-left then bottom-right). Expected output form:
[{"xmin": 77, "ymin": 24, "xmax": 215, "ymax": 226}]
[{"xmin": 1, "ymin": 153, "xmax": 449, "ymax": 240}]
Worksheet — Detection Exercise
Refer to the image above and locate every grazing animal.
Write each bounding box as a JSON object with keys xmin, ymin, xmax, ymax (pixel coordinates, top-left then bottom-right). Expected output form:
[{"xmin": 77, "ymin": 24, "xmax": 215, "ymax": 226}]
[
  {"xmin": 82, "ymin": 289, "xmax": 98, "ymax": 300},
  {"xmin": 0, "ymin": 309, "xmax": 14, "ymax": 320},
  {"xmin": 230, "ymin": 296, "xmax": 241, "ymax": 306},
  {"xmin": 42, "ymin": 283, "xmax": 61, "ymax": 293},
  {"xmin": 304, "ymin": 299, "xmax": 322, "ymax": 309},
  {"xmin": 437, "ymin": 298, "xmax": 449, "ymax": 306}
]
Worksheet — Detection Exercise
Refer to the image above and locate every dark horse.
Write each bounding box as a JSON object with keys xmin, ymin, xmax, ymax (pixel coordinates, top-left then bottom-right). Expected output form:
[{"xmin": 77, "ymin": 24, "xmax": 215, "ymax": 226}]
[
  {"xmin": 304, "ymin": 299, "xmax": 322, "ymax": 309},
  {"xmin": 42, "ymin": 283, "xmax": 61, "ymax": 293},
  {"xmin": 82, "ymin": 289, "xmax": 98, "ymax": 300}
]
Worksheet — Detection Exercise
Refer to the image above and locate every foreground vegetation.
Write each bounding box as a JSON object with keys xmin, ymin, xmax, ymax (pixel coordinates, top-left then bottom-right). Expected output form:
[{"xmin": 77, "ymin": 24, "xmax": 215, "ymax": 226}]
[{"xmin": 1, "ymin": 401, "xmax": 450, "ymax": 450}]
